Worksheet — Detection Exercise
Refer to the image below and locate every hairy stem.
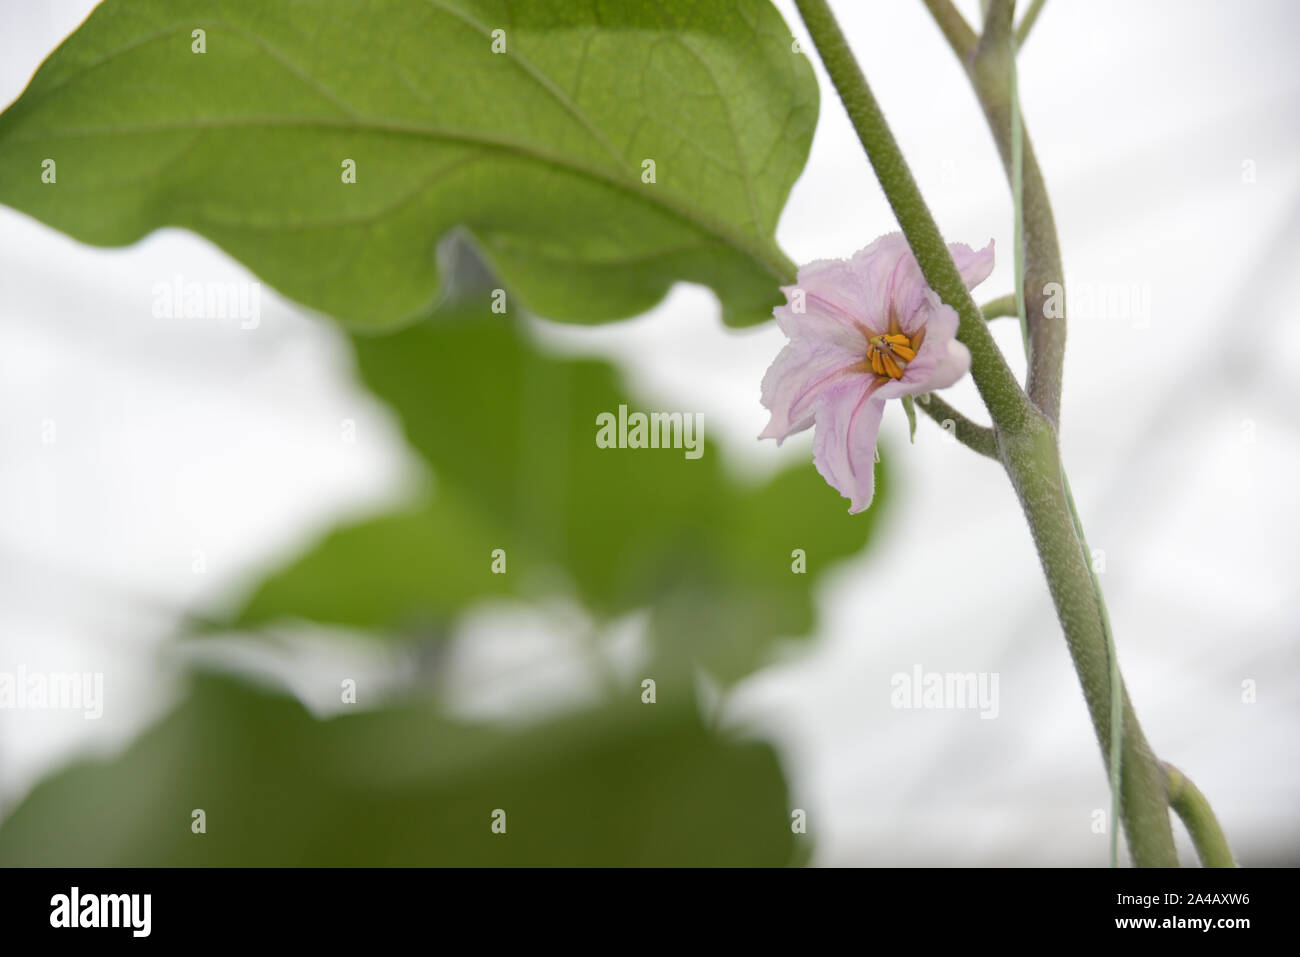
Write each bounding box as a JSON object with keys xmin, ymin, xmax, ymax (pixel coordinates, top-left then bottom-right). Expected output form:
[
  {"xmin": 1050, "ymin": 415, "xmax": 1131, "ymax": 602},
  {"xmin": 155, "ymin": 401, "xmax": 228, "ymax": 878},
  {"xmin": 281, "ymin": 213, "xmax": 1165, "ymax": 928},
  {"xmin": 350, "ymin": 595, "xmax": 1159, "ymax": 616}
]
[
  {"xmin": 1062, "ymin": 471, "xmax": 1123, "ymax": 867},
  {"xmin": 981, "ymin": 293, "xmax": 1018, "ymax": 319},
  {"xmin": 975, "ymin": 0, "xmax": 1067, "ymax": 426},
  {"xmin": 917, "ymin": 394, "xmax": 998, "ymax": 459},
  {"xmin": 1010, "ymin": 44, "xmax": 1030, "ymax": 356},
  {"xmin": 792, "ymin": 0, "xmax": 1027, "ymax": 435},
  {"xmin": 999, "ymin": 419, "xmax": 1177, "ymax": 865},
  {"xmin": 1165, "ymin": 764, "xmax": 1236, "ymax": 867},
  {"xmin": 1006, "ymin": 11, "xmax": 1121, "ymax": 867},
  {"xmin": 922, "ymin": 0, "xmax": 1067, "ymax": 427},
  {"xmin": 800, "ymin": 0, "xmax": 1184, "ymax": 865}
]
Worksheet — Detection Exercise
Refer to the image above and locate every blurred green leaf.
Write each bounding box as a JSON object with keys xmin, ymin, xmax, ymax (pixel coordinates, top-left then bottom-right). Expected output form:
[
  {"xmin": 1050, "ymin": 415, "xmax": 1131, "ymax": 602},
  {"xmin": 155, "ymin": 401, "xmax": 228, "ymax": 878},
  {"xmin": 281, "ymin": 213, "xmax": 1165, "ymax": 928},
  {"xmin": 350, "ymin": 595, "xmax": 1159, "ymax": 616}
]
[
  {"xmin": 0, "ymin": 0, "xmax": 816, "ymax": 327},
  {"xmin": 235, "ymin": 487, "xmax": 523, "ymax": 633},
  {"xmin": 232, "ymin": 276, "xmax": 887, "ymax": 680},
  {"xmin": 0, "ymin": 673, "xmax": 799, "ymax": 866}
]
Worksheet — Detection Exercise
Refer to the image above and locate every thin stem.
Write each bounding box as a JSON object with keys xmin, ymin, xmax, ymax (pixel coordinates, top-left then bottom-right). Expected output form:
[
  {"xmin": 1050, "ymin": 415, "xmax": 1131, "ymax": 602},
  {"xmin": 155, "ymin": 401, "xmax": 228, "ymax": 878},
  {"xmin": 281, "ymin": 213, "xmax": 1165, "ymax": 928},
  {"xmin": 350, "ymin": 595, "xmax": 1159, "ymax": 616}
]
[
  {"xmin": 920, "ymin": 0, "xmax": 977, "ymax": 62},
  {"xmin": 1010, "ymin": 50, "xmax": 1030, "ymax": 356},
  {"xmin": 981, "ymin": 293, "xmax": 1018, "ymax": 319},
  {"xmin": 1016, "ymin": 0, "xmax": 1049, "ymax": 47},
  {"xmin": 1007, "ymin": 22, "xmax": 1120, "ymax": 868},
  {"xmin": 926, "ymin": 0, "xmax": 1068, "ymax": 427},
  {"xmin": 917, "ymin": 394, "xmax": 998, "ymax": 459},
  {"xmin": 1165, "ymin": 764, "xmax": 1236, "ymax": 867},
  {"xmin": 792, "ymin": 0, "xmax": 1027, "ymax": 436}
]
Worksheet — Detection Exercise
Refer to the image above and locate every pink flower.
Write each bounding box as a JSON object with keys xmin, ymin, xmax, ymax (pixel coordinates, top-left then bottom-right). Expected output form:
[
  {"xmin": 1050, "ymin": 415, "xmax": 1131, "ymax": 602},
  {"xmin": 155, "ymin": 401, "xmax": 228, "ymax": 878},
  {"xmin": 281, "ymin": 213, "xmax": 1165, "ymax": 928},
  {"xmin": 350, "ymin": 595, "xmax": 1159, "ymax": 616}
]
[{"xmin": 759, "ymin": 232, "xmax": 994, "ymax": 513}]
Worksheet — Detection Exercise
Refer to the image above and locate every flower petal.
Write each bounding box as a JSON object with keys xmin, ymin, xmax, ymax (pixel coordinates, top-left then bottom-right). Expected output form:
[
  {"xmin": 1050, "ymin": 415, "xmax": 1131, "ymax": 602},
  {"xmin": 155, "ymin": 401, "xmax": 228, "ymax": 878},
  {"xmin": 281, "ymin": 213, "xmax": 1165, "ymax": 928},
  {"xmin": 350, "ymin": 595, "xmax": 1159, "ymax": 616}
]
[
  {"xmin": 875, "ymin": 236, "xmax": 996, "ymax": 337},
  {"xmin": 918, "ymin": 291, "xmax": 960, "ymax": 344},
  {"xmin": 948, "ymin": 238, "xmax": 996, "ymax": 291},
  {"xmin": 920, "ymin": 338, "xmax": 972, "ymax": 391},
  {"xmin": 759, "ymin": 234, "xmax": 994, "ymax": 508},
  {"xmin": 759, "ymin": 339, "xmax": 863, "ymax": 443},
  {"xmin": 775, "ymin": 258, "xmax": 871, "ymax": 352},
  {"xmin": 847, "ymin": 232, "xmax": 921, "ymax": 332},
  {"xmin": 894, "ymin": 295, "xmax": 959, "ymax": 391},
  {"xmin": 812, "ymin": 380, "xmax": 887, "ymax": 514}
]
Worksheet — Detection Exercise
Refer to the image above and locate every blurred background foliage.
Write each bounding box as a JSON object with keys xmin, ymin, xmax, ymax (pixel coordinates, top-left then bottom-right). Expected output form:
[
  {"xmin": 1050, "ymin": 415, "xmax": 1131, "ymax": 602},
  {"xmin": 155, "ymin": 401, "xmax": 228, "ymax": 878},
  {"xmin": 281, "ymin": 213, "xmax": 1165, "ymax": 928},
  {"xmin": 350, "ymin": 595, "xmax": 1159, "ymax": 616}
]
[
  {"xmin": 0, "ymin": 243, "xmax": 889, "ymax": 865},
  {"xmin": 232, "ymin": 243, "xmax": 886, "ymax": 683},
  {"xmin": 0, "ymin": 673, "xmax": 800, "ymax": 866},
  {"xmin": 0, "ymin": 0, "xmax": 899, "ymax": 866}
]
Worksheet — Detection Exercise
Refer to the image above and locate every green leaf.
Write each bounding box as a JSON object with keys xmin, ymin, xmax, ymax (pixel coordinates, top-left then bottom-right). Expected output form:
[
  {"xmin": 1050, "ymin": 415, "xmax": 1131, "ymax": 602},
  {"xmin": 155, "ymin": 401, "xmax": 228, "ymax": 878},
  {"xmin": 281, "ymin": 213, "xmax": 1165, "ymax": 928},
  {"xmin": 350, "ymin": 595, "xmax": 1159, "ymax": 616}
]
[
  {"xmin": 233, "ymin": 487, "xmax": 523, "ymax": 635},
  {"xmin": 0, "ymin": 0, "xmax": 817, "ymax": 328},
  {"xmin": 0, "ymin": 672, "xmax": 800, "ymax": 866},
  {"xmin": 230, "ymin": 258, "xmax": 886, "ymax": 681}
]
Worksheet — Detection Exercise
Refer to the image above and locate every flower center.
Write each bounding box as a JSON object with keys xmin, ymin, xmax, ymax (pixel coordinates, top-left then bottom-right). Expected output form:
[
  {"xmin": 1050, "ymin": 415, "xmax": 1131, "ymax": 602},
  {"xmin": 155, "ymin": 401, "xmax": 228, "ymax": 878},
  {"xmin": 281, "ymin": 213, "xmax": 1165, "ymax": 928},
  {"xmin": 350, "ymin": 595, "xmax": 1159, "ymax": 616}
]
[{"xmin": 866, "ymin": 333, "xmax": 916, "ymax": 380}]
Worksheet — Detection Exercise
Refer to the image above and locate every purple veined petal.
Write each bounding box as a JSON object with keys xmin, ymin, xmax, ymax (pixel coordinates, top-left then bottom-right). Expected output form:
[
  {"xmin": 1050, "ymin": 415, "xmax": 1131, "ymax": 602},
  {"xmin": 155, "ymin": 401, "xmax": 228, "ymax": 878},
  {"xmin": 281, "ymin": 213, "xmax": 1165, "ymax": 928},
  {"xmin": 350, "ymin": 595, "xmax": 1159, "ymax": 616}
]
[
  {"xmin": 775, "ymin": 259, "xmax": 872, "ymax": 352},
  {"xmin": 869, "ymin": 376, "xmax": 915, "ymax": 403},
  {"xmin": 812, "ymin": 380, "xmax": 887, "ymax": 514},
  {"xmin": 886, "ymin": 237, "xmax": 997, "ymax": 336},
  {"xmin": 847, "ymin": 232, "xmax": 918, "ymax": 331},
  {"xmin": 759, "ymin": 339, "xmax": 865, "ymax": 443}
]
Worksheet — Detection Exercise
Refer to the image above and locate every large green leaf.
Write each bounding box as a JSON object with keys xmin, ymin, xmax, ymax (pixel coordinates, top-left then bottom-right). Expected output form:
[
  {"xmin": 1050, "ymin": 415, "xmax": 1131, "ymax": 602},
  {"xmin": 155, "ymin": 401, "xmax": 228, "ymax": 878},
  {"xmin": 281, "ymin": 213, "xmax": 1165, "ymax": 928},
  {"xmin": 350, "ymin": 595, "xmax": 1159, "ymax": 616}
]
[
  {"xmin": 0, "ymin": 672, "xmax": 800, "ymax": 866},
  {"xmin": 0, "ymin": 0, "xmax": 817, "ymax": 327},
  {"xmin": 231, "ymin": 264, "xmax": 887, "ymax": 681}
]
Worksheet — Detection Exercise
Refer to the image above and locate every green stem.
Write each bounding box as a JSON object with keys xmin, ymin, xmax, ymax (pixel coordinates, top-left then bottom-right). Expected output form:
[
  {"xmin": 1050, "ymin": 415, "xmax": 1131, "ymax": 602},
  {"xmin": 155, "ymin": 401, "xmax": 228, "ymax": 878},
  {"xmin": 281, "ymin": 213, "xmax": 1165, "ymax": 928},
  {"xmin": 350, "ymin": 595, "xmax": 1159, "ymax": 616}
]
[
  {"xmin": 980, "ymin": 293, "xmax": 1018, "ymax": 319},
  {"xmin": 923, "ymin": 0, "xmax": 1200, "ymax": 867},
  {"xmin": 1006, "ymin": 16, "xmax": 1120, "ymax": 868},
  {"xmin": 1010, "ymin": 50, "xmax": 1030, "ymax": 356},
  {"xmin": 798, "ymin": 0, "xmax": 1181, "ymax": 866},
  {"xmin": 792, "ymin": 0, "xmax": 1026, "ymax": 436},
  {"xmin": 1165, "ymin": 764, "xmax": 1237, "ymax": 867},
  {"xmin": 918, "ymin": 0, "xmax": 1068, "ymax": 427},
  {"xmin": 1062, "ymin": 473, "xmax": 1123, "ymax": 867},
  {"xmin": 921, "ymin": 0, "xmax": 977, "ymax": 61},
  {"xmin": 1016, "ymin": 0, "xmax": 1048, "ymax": 46},
  {"xmin": 916, "ymin": 394, "xmax": 998, "ymax": 459},
  {"xmin": 999, "ymin": 420, "xmax": 1177, "ymax": 865},
  {"xmin": 975, "ymin": 0, "xmax": 1066, "ymax": 426}
]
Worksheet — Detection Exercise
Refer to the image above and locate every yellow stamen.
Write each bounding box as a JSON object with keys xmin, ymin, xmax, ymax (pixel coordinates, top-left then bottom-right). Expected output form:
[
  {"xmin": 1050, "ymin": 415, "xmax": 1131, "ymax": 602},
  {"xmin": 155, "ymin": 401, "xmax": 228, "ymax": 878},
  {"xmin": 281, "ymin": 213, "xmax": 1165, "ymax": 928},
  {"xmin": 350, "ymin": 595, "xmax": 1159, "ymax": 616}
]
[{"xmin": 866, "ymin": 331, "xmax": 915, "ymax": 381}]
